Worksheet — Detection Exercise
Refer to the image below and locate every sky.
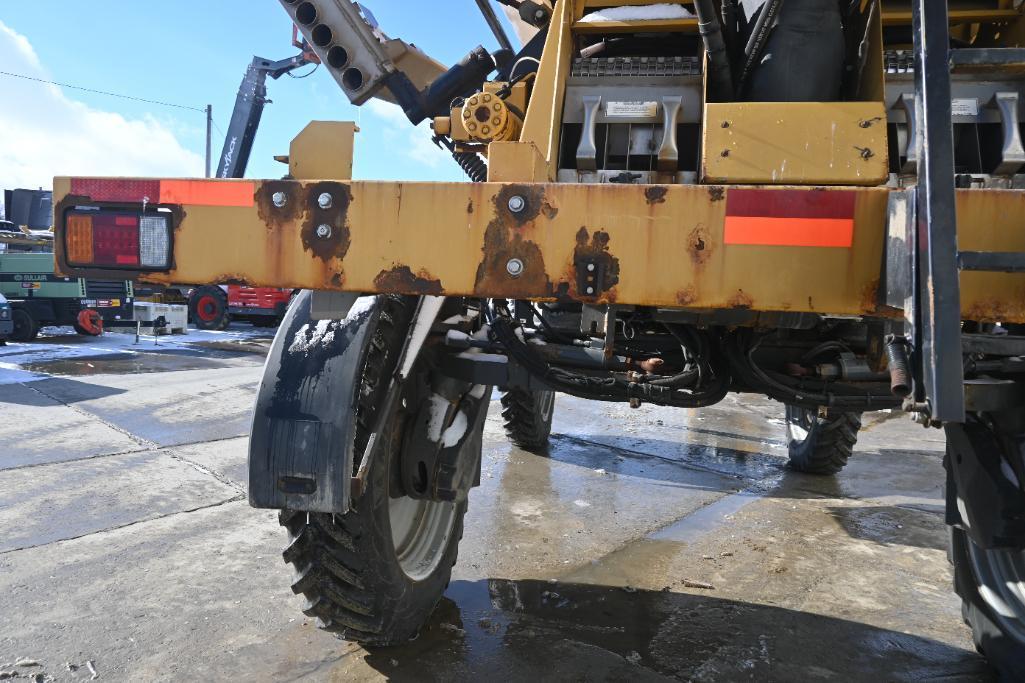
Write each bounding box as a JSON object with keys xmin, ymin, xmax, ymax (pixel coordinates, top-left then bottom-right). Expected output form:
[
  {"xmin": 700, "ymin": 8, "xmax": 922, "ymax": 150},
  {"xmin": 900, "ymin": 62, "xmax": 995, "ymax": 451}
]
[{"xmin": 0, "ymin": 1, "xmax": 525, "ymax": 197}]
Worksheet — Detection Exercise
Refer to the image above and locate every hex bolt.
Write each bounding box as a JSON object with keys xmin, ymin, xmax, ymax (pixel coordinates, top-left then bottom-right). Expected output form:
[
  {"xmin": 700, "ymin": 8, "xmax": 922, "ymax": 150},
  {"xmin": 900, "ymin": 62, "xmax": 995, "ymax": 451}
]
[
  {"xmin": 316, "ymin": 224, "xmax": 332, "ymax": 239},
  {"xmin": 317, "ymin": 193, "xmax": 333, "ymax": 210},
  {"xmin": 586, "ymin": 286, "xmax": 595, "ymax": 295},
  {"xmin": 508, "ymin": 195, "xmax": 526, "ymax": 213},
  {"xmin": 506, "ymin": 258, "xmax": 525, "ymax": 278},
  {"xmin": 587, "ymin": 263, "xmax": 596, "ymax": 272},
  {"xmin": 272, "ymin": 191, "xmax": 288, "ymax": 208}
]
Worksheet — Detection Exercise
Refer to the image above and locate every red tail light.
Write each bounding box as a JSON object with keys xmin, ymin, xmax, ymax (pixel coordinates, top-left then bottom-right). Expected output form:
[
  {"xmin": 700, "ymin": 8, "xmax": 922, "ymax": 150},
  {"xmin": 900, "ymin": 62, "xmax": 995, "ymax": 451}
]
[{"xmin": 63, "ymin": 210, "xmax": 172, "ymax": 270}]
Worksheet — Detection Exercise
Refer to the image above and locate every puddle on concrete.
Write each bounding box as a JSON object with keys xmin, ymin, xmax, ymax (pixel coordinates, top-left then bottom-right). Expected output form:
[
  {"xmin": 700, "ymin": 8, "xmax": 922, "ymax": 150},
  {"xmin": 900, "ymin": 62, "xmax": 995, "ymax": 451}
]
[
  {"xmin": 325, "ymin": 578, "xmax": 992, "ymax": 682},
  {"xmin": 21, "ymin": 352, "xmax": 236, "ymax": 376}
]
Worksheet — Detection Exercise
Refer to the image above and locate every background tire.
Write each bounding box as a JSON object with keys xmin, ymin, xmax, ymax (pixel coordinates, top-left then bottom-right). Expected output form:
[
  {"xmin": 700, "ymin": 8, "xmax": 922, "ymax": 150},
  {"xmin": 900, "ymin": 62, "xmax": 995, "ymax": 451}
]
[
  {"xmin": 279, "ymin": 296, "xmax": 467, "ymax": 646},
  {"xmin": 189, "ymin": 286, "xmax": 230, "ymax": 331},
  {"xmin": 501, "ymin": 388, "xmax": 555, "ymax": 453},
  {"xmin": 784, "ymin": 405, "xmax": 862, "ymax": 475},
  {"xmin": 10, "ymin": 308, "xmax": 39, "ymax": 342}
]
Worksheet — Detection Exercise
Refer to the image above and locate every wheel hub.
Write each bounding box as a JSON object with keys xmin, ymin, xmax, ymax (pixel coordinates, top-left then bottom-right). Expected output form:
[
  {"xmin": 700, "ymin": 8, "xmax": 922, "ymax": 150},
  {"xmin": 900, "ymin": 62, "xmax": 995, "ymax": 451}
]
[{"xmin": 388, "ymin": 494, "xmax": 456, "ymax": 582}]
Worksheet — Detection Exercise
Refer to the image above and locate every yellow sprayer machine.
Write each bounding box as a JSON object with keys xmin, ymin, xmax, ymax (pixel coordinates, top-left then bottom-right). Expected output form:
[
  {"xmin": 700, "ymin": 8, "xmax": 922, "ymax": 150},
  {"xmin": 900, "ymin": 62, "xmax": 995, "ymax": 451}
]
[{"xmin": 51, "ymin": 0, "xmax": 1025, "ymax": 674}]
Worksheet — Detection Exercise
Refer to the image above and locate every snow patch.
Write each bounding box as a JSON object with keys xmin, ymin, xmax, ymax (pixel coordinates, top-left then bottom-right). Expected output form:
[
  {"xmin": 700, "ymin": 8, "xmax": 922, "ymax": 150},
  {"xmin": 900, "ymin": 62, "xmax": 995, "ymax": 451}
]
[
  {"xmin": 426, "ymin": 393, "xmax": 452, "ymax": 443},
  {"xmin": 441, "ymin": 409, "xmax": 469, "ymax": 447},
  {"xmin": 288, "ymin": 319, "xmax": 336, "ymax": 355},
  {"xmin": 579, "ymin": 4, "xmax": 693, "ymax": 23}
]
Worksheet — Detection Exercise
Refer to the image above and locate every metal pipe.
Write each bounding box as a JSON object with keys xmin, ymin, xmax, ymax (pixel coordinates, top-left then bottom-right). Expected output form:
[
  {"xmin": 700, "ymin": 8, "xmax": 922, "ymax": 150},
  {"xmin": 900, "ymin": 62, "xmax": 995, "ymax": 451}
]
[
  {"xmin": 692, "ymin": 0, "xmax": 735, "ymax": 102},
  {"xmin": 474, "ymin": 0, "xmax": 515, "ymax": 54}
]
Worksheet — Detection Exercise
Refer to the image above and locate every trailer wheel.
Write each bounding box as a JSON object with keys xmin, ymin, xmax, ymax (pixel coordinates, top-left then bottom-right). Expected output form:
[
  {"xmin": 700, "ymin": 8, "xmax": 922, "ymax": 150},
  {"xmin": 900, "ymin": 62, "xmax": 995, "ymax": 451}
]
[
  {"xmin": 501, "ymin": 388, "xmax": 555, "ymax": 453},
  {"xmin": 784, "ymin": 405, "xmax": 862, "ymax": 474},
  {"xmin": 10, "ymin": 308, "xmax": 39, "ymax": 342},
  {"xmin": 189, "ymin": 286, "xmax": 230, "ymax": 331},
  {"xmin": 946, "ymin": 416, "xmax": 1025, "ymax": 680},
  {"xmin": 280, "ymin": 296, "xmax": 467, "ymax": 646}
]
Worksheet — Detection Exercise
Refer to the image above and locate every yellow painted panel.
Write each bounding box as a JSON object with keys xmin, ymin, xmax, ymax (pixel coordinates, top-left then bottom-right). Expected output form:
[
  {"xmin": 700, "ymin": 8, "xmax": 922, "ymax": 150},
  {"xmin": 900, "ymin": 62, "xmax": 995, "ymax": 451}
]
[{"xmin": 702, "ymin": 102, "xmax": 890, "ymax": 186}]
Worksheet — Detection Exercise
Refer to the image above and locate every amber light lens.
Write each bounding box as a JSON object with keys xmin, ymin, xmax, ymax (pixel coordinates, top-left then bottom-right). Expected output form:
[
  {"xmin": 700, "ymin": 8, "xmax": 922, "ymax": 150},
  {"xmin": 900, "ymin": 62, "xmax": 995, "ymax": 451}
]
[{"xmin": 66, "ymin": 214, "xmax": 94, "ymax": 264}]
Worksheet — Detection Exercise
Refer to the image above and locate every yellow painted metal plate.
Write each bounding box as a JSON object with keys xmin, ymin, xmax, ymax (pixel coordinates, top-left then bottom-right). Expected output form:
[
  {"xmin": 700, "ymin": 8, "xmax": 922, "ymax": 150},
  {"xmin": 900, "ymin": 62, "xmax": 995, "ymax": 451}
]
[
  {"xmin": 51, "ymin": 178, "xmax": 1025, "ymax": 322},
  {"xmin": 703, "ymin": 102, "xmax": 890, "ymax": 186}
]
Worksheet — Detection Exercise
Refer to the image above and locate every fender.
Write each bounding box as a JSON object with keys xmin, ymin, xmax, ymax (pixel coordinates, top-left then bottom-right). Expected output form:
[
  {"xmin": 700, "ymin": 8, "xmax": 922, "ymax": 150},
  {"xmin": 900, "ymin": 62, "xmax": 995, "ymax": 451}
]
[{"xmin": 248, "ymin": 290, "xmax": 382, "ymax": 514}]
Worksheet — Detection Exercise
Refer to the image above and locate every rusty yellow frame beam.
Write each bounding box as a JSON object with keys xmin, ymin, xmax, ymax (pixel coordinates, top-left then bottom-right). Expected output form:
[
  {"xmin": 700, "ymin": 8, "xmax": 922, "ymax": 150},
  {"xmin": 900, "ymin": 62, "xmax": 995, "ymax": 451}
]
[{"xmin": 52, "ymin": 178, "xmax": 1025, "ymax": 322}]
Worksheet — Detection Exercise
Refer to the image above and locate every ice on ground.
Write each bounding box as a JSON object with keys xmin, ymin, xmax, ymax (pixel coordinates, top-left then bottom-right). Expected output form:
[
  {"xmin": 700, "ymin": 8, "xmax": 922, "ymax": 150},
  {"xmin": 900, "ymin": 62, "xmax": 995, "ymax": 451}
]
[
  {"xmin": 579, "ymin": 3, "xmax": 694, "ymax": 23},
  {"xmin": 0, "ymin": 326, "xmax": 270, "ymax": 383}
]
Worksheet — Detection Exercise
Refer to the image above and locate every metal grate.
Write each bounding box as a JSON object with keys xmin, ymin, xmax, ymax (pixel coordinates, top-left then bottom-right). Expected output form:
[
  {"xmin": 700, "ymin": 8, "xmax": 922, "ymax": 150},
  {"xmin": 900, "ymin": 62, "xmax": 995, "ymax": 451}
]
[
  {"xmin": 85, "ymin": 279, "xmax": 128, "ymax": 299},
  {"xmin": 571, "ymin": 56, "xmax": 702, "ymax": 78},
  {"xmin": 884, "ymin": 50, "xmax": 915, "ymax": 75}
]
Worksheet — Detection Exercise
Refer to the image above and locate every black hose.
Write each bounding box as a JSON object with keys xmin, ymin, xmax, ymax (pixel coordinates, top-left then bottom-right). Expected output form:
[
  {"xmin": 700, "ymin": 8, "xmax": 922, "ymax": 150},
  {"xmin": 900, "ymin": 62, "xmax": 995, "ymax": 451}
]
[
  {"xmin": 693, "ymin": 0, "xmax": 736, "ymax": 102},
  {"xmin": 491, "ymin": 314, "xmax": 730, "ymax": 408},
  {"xmin": 885, "ymin": 337, "xmax": 912, "ymax": 398},
  {"xmin": 725, "ymin": 331, "xmax": 901, "ymax": 410},
  {"xmin": 738, "ymin": 0, "xmax": 784, "ymax": 95}
]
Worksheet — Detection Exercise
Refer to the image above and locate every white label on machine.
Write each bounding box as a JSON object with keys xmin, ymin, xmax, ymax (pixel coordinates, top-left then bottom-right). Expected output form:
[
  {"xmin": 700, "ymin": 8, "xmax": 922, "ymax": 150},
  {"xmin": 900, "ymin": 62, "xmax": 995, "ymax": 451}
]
[
  {"xmin": 606, "ymin": 101, "xmax": 659, "ymax": 118},
  {"xmin": 952, "ymin": 98, "xmax": 979, "ymax": 117}
]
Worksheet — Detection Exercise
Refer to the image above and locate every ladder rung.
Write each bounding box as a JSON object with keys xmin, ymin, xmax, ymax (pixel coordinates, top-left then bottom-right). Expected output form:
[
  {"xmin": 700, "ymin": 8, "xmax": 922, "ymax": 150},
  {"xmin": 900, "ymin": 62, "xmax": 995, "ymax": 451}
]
[{"xmin": 959, "ymin": 251, "xmax": 1025, "ymax": 273}]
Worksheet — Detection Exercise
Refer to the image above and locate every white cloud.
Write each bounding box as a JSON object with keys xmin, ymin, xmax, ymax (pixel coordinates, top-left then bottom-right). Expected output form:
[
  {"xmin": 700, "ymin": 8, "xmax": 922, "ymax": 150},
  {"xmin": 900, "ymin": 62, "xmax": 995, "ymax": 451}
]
[
  {"xmin": 0, "ymin": 20, "xmax": 204, "ymax": 194},
  {"xmin": 364, "ymin": 98, "xmax": 450, "ymax": 169}
]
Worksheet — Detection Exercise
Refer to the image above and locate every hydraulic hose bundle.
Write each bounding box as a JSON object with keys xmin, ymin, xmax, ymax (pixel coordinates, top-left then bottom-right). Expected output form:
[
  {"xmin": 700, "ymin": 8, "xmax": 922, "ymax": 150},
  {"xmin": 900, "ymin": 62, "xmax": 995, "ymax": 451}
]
[
  {"xmin": 489, "ymin": 311, "xmax": 731, "ymax": 408},
  {"xmin": 725, "ymin": 331, "xmax": 902, "ymax": 410}
]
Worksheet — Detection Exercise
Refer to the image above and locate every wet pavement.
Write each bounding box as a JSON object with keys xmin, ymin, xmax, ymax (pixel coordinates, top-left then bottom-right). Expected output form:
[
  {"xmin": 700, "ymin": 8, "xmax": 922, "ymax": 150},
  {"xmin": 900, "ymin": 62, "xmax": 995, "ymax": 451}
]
[{"xmin": 0, "ymin": 327, "xmax": 994, "ymax": 681}]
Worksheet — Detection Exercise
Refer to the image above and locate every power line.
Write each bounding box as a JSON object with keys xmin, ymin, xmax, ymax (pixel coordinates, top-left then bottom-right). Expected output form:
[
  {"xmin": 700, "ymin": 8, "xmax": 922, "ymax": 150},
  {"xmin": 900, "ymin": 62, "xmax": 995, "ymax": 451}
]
[{"xmin": 0, "ymin": 70, "xmax": 206, "ymax": 113}]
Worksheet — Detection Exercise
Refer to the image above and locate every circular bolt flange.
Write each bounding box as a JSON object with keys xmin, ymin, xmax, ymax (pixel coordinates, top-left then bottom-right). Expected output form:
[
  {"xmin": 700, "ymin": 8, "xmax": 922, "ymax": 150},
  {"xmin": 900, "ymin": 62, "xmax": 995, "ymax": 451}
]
[
  {"xmin": 316, "ymin": 224, "xmax": 332, "ymax": 239},
  {"xmin": 506, "ymin": 258, "xmax": 525, "ymax": 278},
  {"xmin": 317, "ymin": 193, "xmax": 333, "ymax": 209},
  {"xmin": 272, "ymin": 191, "xmax": 287, "ymax": 208},
  {"xmin": 508, "ymin": 195, "xmax": 526, "ymax": 213}
]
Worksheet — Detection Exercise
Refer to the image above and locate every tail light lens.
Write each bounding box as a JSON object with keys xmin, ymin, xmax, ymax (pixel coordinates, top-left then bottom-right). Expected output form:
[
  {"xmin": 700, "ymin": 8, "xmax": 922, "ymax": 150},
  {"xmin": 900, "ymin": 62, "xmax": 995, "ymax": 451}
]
[
  {"xmin": 66, "ymin": 214, "xmax": 94, "ymax": 264},
  {"xmin": 64, "ymin": 210, "xmax": 172, "ymax": 270}
]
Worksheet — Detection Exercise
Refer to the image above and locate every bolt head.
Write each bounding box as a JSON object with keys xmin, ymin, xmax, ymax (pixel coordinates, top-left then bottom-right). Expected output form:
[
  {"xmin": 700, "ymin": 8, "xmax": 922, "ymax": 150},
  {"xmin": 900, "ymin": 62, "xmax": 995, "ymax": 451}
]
[
  {"xmin": 272, "ymin": 191, "xmax": 287, "ymax": 208},
  {"xmin": 587, "ymin": 263, "xmax": 596, "ymax": 272},
  {"xmin": 506, "ymin": 258, "xmax": 525, "ymax": 277},
  {"xmin": 586, "ymin": 286, "xmax": 595, "ymax": 295},
  {"xmin": 508, "ymin": 195, "xmax": 526, "ymax": 213},
  {"xmin": 317, "ymin": 193, "xmax": 333, "ymax": 210},
  {"xmin": 316, "ymin": 224, "xmax": 332, "ymax": 239}
]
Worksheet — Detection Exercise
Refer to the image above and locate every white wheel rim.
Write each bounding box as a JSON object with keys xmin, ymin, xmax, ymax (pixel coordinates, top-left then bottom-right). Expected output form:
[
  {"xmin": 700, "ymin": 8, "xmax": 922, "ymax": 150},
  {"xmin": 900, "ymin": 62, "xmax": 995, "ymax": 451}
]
[{"xmin": 388, "ymin": 493, "xmax": 457, "ymax": 582}]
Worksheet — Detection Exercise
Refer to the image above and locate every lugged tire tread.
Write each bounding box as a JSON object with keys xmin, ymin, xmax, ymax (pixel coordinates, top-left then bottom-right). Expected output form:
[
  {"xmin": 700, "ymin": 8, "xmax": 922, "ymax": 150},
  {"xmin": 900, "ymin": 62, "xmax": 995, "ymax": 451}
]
[
  {"xmin": 786, "ymin": 407, "xmax": 862, "ymax": 475},
  {"xmin": 277, "ymin": 296, "xmax": 468, "ymax": 646},
  {"xmin": 501, "ymin": 388, "xmax": 554, "ymax": 453}
]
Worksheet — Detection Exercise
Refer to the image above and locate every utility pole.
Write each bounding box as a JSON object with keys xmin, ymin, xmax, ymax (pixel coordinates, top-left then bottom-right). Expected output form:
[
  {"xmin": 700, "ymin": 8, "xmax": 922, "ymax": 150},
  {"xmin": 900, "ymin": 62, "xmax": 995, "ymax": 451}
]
[{"xmin": 205, "ymin": 104, "xmax": 213, "ymax": 178}]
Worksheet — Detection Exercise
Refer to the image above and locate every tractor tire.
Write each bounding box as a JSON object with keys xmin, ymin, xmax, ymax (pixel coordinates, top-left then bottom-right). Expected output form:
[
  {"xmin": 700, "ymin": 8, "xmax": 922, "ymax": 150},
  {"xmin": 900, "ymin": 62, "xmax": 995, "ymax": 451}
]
[
  {"xmin": 784, "ymin": 405, "xmax": 862, "ymax": 475},
  {"xmin": 501, "ymin": 388, "xmax": 555, "ymax": 453},
  {"xmin": 10, "ymin": 308, "xmax": 39, "ymax": 342},
  {"xmin": 189, "ymin": 286, "xmax": 230, "ymax": 331},
  {"xmin": 279, "ymin": 296, "xmax": 467, "ymax": 646},
  {"xmin": 946, "ymin": 416, "xmax": 1025, "ymax": 680}
]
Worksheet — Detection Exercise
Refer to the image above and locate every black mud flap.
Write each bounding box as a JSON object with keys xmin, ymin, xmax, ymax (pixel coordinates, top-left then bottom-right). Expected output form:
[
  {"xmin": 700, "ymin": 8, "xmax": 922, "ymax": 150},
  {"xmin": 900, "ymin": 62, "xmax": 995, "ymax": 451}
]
[{"xmin": 248, "ymin": 290, "xmax": 381, "ymax": 514}]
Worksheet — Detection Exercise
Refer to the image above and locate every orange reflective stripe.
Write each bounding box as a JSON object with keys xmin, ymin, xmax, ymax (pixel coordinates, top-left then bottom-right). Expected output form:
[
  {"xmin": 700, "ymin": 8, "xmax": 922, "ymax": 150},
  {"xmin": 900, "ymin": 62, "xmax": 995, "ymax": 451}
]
[
  {"xmin": 724, "ymin": 216, "xmax": 855, "ymax": 248},
  {"xmin": 158, "ymin": 180, "xmax": 255, "ymax": 207}
]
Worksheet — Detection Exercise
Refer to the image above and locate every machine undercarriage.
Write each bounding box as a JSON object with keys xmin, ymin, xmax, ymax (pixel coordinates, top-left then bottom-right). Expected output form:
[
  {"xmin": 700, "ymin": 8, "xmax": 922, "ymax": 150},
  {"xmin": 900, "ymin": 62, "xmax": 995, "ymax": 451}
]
[{"xmin": 49, "ymin": 0, "xmax": 1025, "ymax": 675}]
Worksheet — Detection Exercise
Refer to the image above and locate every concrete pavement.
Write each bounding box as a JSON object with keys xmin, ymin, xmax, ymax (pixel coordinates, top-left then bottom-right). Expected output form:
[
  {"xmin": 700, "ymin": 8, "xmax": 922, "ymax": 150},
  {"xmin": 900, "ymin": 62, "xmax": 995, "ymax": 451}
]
[{"xmin": 0, "ymin": 327, "xmax": 994, "ymax": 681}]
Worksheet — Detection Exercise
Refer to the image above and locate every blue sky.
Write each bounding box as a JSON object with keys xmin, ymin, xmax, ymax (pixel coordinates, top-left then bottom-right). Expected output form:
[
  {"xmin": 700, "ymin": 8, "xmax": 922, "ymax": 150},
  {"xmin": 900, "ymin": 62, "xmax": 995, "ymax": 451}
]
[{"xmin": 0, "ymin": 1, "xmax": 524, "ymax": 191}]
